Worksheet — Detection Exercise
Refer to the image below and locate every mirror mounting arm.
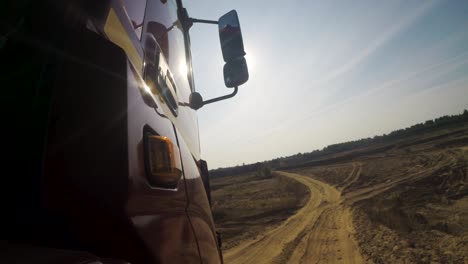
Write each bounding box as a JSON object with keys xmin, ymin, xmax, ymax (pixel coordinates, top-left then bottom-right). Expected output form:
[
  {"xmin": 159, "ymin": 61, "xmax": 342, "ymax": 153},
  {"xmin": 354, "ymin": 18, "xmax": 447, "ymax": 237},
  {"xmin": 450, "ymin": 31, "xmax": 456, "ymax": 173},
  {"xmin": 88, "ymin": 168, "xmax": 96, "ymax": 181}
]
[
  {"xmin": 203, "ymin": 86, "xmax": 238, "ymax": 106},
  {"xmin": 189, "ymin": 87, "xmax": 238, "ymax": 110},
  {"xmin": 190, "ymin": 18, "xmax": 219, "ymax": 26}
]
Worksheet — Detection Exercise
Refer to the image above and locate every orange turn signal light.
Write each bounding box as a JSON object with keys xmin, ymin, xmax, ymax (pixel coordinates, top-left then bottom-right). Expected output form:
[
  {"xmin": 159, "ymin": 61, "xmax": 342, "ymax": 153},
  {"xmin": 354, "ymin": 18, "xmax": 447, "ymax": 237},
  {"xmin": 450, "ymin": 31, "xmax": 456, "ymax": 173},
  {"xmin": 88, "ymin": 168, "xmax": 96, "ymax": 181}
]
[{"xmin": 144, "ymin": 134, "xmax": 182, "ymax": 189}]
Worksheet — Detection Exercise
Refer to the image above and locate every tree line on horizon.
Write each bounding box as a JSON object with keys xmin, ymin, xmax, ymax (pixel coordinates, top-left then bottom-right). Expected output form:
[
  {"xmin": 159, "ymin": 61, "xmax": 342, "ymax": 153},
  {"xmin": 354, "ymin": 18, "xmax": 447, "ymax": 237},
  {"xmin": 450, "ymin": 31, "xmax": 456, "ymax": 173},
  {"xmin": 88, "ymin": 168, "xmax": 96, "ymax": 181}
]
[{"xmin": 210, "ymin": 109, "xmax": 468, "ymax": 177}]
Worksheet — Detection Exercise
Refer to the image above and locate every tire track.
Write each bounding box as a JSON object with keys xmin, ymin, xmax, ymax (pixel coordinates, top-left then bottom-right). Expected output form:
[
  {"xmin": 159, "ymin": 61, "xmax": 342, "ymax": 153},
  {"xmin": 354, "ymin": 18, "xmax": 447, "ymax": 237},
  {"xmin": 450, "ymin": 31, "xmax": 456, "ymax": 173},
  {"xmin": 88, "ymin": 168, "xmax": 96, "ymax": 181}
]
[
  {"xmin": 341, "ymin": 163, "xmax": 362, "ymax": 192},
  {"xmin": 224, "ymin": 169, "xmax": 363, "ymax": 264}
]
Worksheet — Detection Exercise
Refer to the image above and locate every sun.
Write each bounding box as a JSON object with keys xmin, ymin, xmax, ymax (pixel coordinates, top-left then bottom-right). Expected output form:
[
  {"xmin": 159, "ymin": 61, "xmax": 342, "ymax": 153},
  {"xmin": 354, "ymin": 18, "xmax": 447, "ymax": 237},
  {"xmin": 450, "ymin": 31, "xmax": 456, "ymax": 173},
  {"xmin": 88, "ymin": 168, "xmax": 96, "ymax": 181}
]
[
  {"xmin": 245, "ymin": 52, "xmax": 255, "ymax": 72},
  {"xmin": 179, "ymin": 61, "xmax": 188, "ymax": 77}
]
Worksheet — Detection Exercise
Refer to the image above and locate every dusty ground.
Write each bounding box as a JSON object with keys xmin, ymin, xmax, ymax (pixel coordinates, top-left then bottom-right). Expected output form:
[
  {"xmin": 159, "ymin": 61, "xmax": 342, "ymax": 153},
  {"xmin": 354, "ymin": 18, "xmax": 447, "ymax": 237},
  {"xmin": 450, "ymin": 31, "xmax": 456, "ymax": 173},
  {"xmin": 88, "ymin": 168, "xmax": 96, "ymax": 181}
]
[
  {"xmin": 213, "ymin": 124, "xmax": 468, "ymax": 263},
  {"xmin": 295, "ymin": 127, "xmax": 468, "ymax": 263},
  {"xmin": 223, "ymin": 170, "xmax": 363, "ymax": 264},
  {"xmin": 211, "ymin": 172, "xmax": 309, "ymax": 250}
]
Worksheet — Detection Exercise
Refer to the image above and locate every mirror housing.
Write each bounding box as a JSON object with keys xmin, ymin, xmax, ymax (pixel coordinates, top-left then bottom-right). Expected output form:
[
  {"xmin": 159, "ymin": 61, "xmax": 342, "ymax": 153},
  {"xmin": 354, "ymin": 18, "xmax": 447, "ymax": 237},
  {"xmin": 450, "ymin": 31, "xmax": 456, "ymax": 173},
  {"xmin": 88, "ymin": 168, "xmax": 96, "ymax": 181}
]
[
  {"xmin": 224, "ymin": 57, "xmax": 249, "ymax": 88},
  {"xmin": 218, "ymin": 10, "xmax": 246, "ymax": 62},
  {"xmin": 219, "ymin": 10, "xmax": 249, "ymax": 88}
]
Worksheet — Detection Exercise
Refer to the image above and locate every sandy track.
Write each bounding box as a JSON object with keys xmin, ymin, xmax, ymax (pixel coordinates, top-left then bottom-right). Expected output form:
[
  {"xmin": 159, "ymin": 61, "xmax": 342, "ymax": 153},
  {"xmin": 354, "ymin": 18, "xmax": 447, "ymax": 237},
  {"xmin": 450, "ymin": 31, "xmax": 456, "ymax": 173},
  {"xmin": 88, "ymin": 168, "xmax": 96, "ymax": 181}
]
[
  {"xmin": 224, "ymin": 169, "xmax": 363, "ymax": 264},
  {"xmin": 340, "ymin": 163, "xmax": 361, "ymax": 192}
]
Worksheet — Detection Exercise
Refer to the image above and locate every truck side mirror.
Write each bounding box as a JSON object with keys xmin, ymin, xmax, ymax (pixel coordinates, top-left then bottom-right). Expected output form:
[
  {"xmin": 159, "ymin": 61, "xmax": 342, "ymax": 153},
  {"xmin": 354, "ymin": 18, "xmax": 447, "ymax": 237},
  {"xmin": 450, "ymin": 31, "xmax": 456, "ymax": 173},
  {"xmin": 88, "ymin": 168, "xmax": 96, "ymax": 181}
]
[
  {"xmin": 219, "ymin": 10, "xmax": 249, "ymax": 87},
  {"xmin": 187, "ymin": 9, "xmax": 249, "ymax": 109}
]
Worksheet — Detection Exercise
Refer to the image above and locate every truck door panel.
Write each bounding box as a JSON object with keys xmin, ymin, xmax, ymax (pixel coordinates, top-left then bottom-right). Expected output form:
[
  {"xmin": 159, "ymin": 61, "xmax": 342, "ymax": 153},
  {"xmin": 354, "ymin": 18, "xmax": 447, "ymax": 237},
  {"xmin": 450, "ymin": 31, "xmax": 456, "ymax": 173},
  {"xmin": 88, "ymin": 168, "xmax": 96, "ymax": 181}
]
[
  {"xmin": 177, "ymin": 133, "xmax": 222, "ymax": 263},
  {"xmin": 139, "ymin": 0, "xmax": 221, "ymax": 262},
  {"xmin": 125, "ymin": 62, "xmax": 201, "ymax": 263},
  {"xmin": 140, "ymin": 1, "xmax": 221, "ymax": 261},
  {"xmin": 105, "ymin": 1, "xmax": 204, "ymax": 262}
]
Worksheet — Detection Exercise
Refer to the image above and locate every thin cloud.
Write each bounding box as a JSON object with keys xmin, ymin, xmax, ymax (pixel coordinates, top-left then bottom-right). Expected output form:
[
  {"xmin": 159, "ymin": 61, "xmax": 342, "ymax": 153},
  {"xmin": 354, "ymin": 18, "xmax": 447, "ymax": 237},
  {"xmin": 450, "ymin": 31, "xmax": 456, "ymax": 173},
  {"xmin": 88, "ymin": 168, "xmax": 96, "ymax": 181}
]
[{"xmin": 318, "ymin": 0, "xmax": 439, "ymax": 85}]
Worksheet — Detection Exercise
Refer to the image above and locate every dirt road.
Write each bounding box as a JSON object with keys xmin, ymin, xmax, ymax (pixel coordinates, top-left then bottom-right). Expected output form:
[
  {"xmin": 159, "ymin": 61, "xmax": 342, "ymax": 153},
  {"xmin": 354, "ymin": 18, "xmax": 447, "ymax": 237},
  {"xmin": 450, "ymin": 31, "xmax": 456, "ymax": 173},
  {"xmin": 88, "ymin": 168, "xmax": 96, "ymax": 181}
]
[{"xmin": 224, "ymin": 167, "xmax": 364, "ymax": 264}]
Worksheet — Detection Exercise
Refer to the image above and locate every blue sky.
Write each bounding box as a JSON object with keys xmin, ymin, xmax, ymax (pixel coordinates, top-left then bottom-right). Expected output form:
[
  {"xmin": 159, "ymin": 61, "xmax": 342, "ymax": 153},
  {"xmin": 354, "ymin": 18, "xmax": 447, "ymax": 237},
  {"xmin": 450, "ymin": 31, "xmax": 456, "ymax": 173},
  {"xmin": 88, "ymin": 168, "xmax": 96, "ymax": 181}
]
[{"xmin": 185, "ymin": 0, "xmax": 468, "ymax": 169}]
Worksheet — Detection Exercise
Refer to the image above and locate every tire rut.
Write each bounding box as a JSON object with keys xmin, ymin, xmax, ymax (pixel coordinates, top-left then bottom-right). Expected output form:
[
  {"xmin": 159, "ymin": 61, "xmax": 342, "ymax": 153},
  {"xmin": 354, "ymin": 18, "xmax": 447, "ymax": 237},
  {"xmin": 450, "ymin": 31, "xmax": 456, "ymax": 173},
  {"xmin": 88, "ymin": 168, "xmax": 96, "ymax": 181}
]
[{"xmin": 224, "ymin": 169, "xmax": 363, "ymax": 264}]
